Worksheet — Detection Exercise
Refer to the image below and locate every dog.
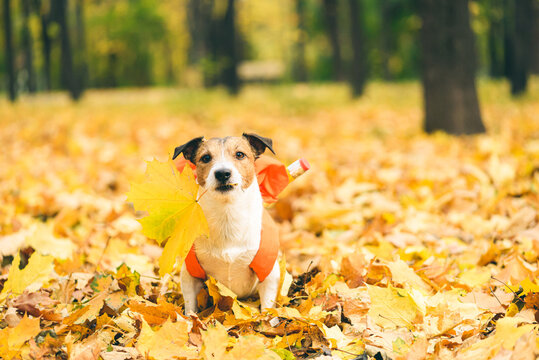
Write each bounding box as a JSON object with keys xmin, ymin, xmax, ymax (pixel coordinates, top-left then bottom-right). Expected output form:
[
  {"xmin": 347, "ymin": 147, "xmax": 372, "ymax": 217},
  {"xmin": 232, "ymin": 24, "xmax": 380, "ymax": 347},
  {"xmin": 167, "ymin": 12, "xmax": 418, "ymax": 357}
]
[{"xmin": 173, "ymin": 133, "xmax": 281, "ymax": 314}]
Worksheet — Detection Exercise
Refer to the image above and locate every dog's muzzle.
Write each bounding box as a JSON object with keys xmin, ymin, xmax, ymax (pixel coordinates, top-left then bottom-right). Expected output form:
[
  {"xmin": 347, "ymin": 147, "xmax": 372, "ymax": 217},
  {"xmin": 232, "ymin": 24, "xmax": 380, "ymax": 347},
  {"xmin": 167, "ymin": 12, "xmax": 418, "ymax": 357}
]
[{"xmin": 214, "ymin": 169, "xmax": 235, "ymax": 192}]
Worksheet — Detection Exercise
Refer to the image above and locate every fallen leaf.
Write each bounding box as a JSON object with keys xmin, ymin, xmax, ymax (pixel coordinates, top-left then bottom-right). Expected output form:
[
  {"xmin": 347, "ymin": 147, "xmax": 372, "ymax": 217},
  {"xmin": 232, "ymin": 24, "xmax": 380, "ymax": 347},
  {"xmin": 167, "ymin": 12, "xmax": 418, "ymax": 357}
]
[
  {"xmin": 136, "ymin": 318, "xmax": 197, "ymax": 360},
  {"xmin": 25, "ymin": 222, "xmax": 75, "ymax": 260},
  {"xmin": 386, "ymin": 259, "xmax": 431, "ymax": 294},
  {"xmin": 127, "ymin": 160, "xmax": 208, "ymax": 276},
  {"xmin": 128, "ymin": 297, "xmax": 183, "ymax": 326},
  {"xmin": 0, "ymin": 315, "xmax": 41, "ymax": 360},
  {"xmin": 1, "ymin": 252, "xmax": 54, "ymax": 300},
  {"xmin": 367, "ymin": 285, "xmax": 423, "ymax": 329}
]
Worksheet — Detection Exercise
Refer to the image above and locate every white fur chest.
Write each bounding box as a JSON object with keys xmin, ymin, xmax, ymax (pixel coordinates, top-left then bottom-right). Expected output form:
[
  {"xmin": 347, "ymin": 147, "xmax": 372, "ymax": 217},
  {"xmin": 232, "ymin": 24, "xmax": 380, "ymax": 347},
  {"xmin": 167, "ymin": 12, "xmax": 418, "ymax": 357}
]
[{"xmin": 195, "ymin": 179, "xmax": 263, "ymax": 297}]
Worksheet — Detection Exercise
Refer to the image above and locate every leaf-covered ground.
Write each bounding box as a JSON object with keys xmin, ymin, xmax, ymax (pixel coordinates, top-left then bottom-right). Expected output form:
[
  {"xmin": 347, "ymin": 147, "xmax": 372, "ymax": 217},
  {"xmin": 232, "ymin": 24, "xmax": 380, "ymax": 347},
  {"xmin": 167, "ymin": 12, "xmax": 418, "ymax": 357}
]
[{"xmin": 1, "ymin": 81, "xmax": 539, "ymax": 360}]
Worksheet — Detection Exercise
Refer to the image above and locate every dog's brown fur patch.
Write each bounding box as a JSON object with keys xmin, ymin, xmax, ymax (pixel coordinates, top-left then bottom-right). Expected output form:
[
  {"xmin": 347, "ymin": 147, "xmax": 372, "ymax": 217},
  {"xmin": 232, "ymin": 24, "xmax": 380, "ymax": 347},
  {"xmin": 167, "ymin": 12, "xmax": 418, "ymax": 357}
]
[{"xmin": 194, "ymin": 137, "xmax": 257, "ymax": 190}]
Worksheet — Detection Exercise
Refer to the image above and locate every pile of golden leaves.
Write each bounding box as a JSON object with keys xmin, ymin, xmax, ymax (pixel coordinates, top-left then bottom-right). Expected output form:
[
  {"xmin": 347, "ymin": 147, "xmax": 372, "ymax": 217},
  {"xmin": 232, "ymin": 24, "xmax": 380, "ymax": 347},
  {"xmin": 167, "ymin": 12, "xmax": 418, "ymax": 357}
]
[{"xmin": 1, "ymin": 81, "xmax": 539, "ymax": 360}]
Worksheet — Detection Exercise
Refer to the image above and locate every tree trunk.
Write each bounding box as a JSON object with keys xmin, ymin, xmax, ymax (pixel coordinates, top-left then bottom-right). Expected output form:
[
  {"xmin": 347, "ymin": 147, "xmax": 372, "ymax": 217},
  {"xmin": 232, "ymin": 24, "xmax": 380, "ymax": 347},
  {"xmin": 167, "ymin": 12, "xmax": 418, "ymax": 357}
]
[
  {"xmin": 379, "ymin": 0, "xmax": 392, "ymax": 80},
  {"xmin": 293, "ymin": 0, "xmax": 308, "ymax": 82},
  {"xmin": 21, "ymin": 0, "xmax": 37, "ymax": 93},
  {"xmin": 348, "ymin": 0, "xmax": 366, "ymax": 96},
  {"xmin": 419, "ymin": 0, "xmax": 485, "ymax": 134},
  {"xmin": 3, "ymin": 0, "xmax": 17, "ymax": 101},
  {"xmin": 74, "ymin": 0, "xmax": 87, "ymax": 92},
  {"xmin": 164, "ymin": 39, "xmax": 176, "ymax": 84},
  {"xmin": 33, "ymin": 0, "xmax": 51, "ymax": 91},
  {"xmin": 509, "ymin": 0, "xmax": 533, "ymax": 95},
  {"xmin": 220, "ymin": 0, "xmax": 239, "ymax": 94},
  {"xmin": 531, "ymin": 0, "xmax": 539, "ymax": 74},
  {"xmin": 323, "ymin": 0, "xmax": 342, "ymax": 81},
  {"xmin": 503, "ymin": 0, "xmax": 514, "ymax": 78},
  {"xmin": 187, "ymin": 0, "xmax": 212, "ymax": 65},
  {"xmin": 487, "ymin": 0, "xmax": 504, "ymax": 78},
  {"xmin": 40, "ymin": 2, "xmax": 52, "ymax": 91},
  {"xmin": 57, "ymin": 0, "xmax": 82, "ymax": 100}
]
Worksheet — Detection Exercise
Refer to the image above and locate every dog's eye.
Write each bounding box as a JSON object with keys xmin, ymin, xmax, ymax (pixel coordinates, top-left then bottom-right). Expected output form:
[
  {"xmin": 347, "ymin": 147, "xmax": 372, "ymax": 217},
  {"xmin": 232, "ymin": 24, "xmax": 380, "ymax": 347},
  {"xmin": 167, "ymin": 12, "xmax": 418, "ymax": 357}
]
[
  {"xmin": 235, "ymin": 151, "xmax": 246, "ymax": 160},
  {"xmin": 200, "ymin": 154, "xmax": 212, "ymax": 163}
]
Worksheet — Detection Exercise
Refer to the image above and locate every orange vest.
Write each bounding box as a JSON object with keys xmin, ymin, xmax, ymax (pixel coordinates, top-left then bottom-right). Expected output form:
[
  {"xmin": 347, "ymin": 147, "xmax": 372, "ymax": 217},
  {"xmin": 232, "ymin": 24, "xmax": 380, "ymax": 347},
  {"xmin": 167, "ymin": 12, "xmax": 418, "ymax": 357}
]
[{"xmin": 174, "ymin": 155, "xmax": 288, "ymax": 282}]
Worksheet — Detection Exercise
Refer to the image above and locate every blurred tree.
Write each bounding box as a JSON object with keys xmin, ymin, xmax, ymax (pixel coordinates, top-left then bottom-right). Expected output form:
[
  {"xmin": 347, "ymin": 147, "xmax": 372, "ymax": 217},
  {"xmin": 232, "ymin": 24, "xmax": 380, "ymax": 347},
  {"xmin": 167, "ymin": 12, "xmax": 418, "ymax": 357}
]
[
  {"xmin": 532, "ymin": 0, "xmax": 539, "ymax": 74},
  {"xmin": 74, "ymin": 0, "xmax": 87, "ymax": 92},
  {"xmin": 379, "ymin": 0, "xmax": 393, "ymax": 80},
  {"xmin": 86, "ymin": 0, "xmax": 167, "ymax": 87},
  {"xmin": 3, "ymin": 0, "xmax": 17, "ymax": 101},
  {"xmin": 348, "ymin": 0, "xmax": 366, "ymax": 96},
  {"xmin": 187, "ymin": 0, "xmax": 212, "ymax": 66},
  {"xmin": 293, "ymin": 0, "xmax": 308, "ymax": 82},
  {"xmin": 362, "ymin": 0, "xmax": 419, "ymax": 80},
  {"xmin": 2, "ymin": 0, "xmax": 532, "ymax": 94},
  {"xmin": 57, "ymin": 0, "xmax": 84, "ymax": 99},
  {"xmin": 220, "ymin": 0, "xmax": 239, "ymax": 93},
  {"xmin": 323, "ymin": 0, "xmax": 343, "ymax": 80},
  {"xmin": 504, "ymin": 0, "xmax": 534, "ymax": 95},
  {"xmin": 484, "ymin": 0, "xmax": 504, "ymax": 78},
  {"xmin": 37, "ymin": 0, "xmax": 52, "ymax": 91},
  {"xmin": 21, "ymin": 0, "xmax": 37, "ymax": 93},
  {"xmin": 503, "ymin": 0, "xmax": 513, "ymax": 79},
  {"xmin": 205, "ymin": 0, "xmax": 239, "ymax": 93},
  {"xmin": 419, "ymin": 0, "xmax": 485, "ymax": 134}
]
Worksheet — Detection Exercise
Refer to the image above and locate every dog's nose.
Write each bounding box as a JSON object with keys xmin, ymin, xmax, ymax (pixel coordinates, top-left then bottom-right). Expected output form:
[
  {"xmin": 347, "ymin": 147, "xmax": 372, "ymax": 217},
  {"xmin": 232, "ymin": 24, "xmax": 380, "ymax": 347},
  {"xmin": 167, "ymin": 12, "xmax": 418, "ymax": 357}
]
[{"xmin": 215, "ymin": 169, "xmax": 232, "ymax": 183}]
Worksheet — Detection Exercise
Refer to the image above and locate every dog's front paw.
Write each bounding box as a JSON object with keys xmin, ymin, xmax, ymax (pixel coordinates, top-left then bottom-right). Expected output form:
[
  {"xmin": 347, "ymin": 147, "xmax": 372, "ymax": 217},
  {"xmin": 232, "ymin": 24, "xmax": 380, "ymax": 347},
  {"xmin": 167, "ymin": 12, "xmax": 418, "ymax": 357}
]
[{"xmin": 183, "ymin": 300, "xmax": 198, "ymax": 316}]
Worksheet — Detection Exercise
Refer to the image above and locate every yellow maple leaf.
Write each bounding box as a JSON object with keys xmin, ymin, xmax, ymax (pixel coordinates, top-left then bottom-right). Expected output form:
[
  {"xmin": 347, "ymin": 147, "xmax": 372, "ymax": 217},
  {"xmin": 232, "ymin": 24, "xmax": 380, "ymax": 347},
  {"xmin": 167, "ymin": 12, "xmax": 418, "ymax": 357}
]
[
  {"xmin": 136, "ymin": 318, "xmax": 197, "ymax": 360},
  {"xmin": 201, "ymin": 323, "xmax": 280, "ymax": 360},
  {"xmin": 25, "ymin": 222, "xmax": 75, "ymax": 260},
  {"xmin": 201, "ymin": 322, "xmax": 229, "ymax": 360},
  {"xmin": 0, "ymin": 315, "xmax": 41, "ymax": 360},
  {"xmin": 0, "ymin": 252, "xmax": 54, "ymax": 301},
  {"xmin": 367, "ymin": 285, "xmax": 423, "ymax": 329},
  {"xmin": 387, "ymin": 259, "xmax": 432, "ymax": 294},
  {"xmin": 507, "ymin": 277, "xmax": 539, "ymax": 296},
  {"xmin": 227, "ymin": 335, "xmax": 280, "ymax": 360},
  {"xmin": 127, "ymin": 159, "xmax": 208, "ymax": 276},
  {"xmin": 459, "ymin": 317, "xmax": 537, "ymax": 359},
  {"xmin": 206, "ymin": 276, "xmax": 254, "ymax": 320}
]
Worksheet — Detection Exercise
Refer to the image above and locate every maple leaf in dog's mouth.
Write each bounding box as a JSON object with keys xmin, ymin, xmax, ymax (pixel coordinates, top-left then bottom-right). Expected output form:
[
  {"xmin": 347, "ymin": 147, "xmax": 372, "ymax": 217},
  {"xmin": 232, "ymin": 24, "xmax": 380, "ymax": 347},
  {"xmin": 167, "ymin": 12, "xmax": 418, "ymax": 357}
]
[{"xmin": 127, "ymin": 159, "xmax": 208, "ymax": 276}]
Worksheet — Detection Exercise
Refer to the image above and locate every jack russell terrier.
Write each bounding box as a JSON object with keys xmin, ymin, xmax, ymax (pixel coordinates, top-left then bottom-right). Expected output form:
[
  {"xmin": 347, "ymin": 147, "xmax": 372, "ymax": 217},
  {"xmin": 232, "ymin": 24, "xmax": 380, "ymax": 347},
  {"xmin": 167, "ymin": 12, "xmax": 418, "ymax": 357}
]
[{"xmin": 173, "ymin": 133, "xmax": 281, "ymax": 314}]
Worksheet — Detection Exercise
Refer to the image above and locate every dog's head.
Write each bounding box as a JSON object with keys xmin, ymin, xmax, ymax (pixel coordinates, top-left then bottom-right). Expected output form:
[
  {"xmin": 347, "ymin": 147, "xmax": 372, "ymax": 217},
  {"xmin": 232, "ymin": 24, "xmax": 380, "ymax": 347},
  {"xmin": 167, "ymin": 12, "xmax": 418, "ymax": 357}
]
[{"xmin": 173, "ymin": 133, "xmax": 274, "ymax": 196}]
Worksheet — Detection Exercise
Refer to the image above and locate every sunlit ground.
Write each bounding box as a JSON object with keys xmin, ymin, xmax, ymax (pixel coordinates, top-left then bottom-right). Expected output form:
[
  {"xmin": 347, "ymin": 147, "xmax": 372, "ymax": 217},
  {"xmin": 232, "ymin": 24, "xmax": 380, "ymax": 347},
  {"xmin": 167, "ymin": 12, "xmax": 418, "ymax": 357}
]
[{"xmin": 1, "ymin": 79, "xmax": 539, "ymax": 358}]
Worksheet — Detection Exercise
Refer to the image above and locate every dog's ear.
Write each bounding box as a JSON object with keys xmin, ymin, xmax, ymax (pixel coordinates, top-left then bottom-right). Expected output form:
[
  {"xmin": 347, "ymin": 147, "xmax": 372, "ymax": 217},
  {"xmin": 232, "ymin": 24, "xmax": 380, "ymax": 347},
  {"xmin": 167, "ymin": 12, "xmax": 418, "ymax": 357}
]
[
  {"xmin": 173, "ymin": 136, "xmax": 204, "ymax": 162},
  {"xmin": 243, "ymin": 133, "xmax": 275, "ymax": 157}
]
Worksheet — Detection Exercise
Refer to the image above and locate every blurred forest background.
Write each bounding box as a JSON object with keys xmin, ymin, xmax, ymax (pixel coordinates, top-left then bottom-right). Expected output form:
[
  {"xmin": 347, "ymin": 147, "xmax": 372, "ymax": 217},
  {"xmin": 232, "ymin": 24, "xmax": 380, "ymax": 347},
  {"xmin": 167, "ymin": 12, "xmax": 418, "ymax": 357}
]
[{"xmin": 1, "ymin": 0, "xmax": 538, "ymax": 132}]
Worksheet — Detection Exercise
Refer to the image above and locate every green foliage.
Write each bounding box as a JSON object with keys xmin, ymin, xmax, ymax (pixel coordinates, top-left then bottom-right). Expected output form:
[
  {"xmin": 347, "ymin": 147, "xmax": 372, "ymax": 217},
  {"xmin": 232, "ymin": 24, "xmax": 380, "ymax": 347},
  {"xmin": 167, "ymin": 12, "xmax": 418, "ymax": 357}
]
[
  {"xmin": 87, "ymin": 0, "xmax": 167, "ymax": 87},
  {"xmin": 0, "ymin": 0, "xmax": 528, "ymax": 92}
]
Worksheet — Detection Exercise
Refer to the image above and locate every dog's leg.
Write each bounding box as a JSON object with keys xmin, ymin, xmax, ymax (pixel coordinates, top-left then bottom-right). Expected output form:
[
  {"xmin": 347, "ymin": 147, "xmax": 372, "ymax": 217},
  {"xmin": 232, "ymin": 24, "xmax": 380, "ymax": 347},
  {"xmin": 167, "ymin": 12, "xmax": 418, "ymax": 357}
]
[
  {"xmin": 180, "ymin": 265, "xmax": 204, "ymax": 315},
  {"xmin": 257, "ymin": 261, "xmax": 281, "ymax": 310}
]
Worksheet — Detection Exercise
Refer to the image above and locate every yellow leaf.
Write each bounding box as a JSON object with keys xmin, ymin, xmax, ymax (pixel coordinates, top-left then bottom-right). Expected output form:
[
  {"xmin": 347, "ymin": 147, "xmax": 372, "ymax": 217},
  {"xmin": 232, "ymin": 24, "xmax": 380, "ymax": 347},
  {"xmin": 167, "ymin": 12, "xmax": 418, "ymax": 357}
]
[
  {"xmin": 387, "ymin": 259, "xmax": 431, "ymax": 294},
  {"xmin": 459, "ymin": 316, "xmax": 537, "ymax": 358},
  {"xmin": 322, "ymin": 324, "xmax": 350, "ymax": 349},
  {"xmin": 506, "ymin": 302, "xmax": 519, "ymax": 317},
  {"xmin": 227, "ymin": 336, "xmax": 280, "ymax": 360},
  {"xmin": 74, "ymin": 292, "xmax": 107, "ymax": 324},
  {"xmin": 507, "ymin": 277, "xmax": 539, "ymax": 296},
  {"xmin": 136, "ymin": 318, "xmax": 197, "ymax": 360},
  {"xmin": 458, "ymin": 267, "xmax": 492, "ymax": 288},
  {"xmin": 26, "ymin": 223, "xmax": 75, "ymax": 260},
  {"xmin": 0, "ymin": 315, "xmax": 41, "ymax": 360},
  {"xmin": 201, "ymin": 322, "xmax": 229, "ymax": 360},
  {"xmin": 206, "ymin": 277, "xmax": 253, "ymax": 320},
  {"xmin": 1, "ymin": 252, "xmax": 54, "ymax": 299},
  {"xmin": 128, "ymin": 298, "xmax": 183, "ymax": 326},
  {"xmin": 127, "ymin": 160, "xmax": 208, "ymax": 276},
  {"xmin": 367, "ymin": 285, "xmax": 422, "ymax": 329}
]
